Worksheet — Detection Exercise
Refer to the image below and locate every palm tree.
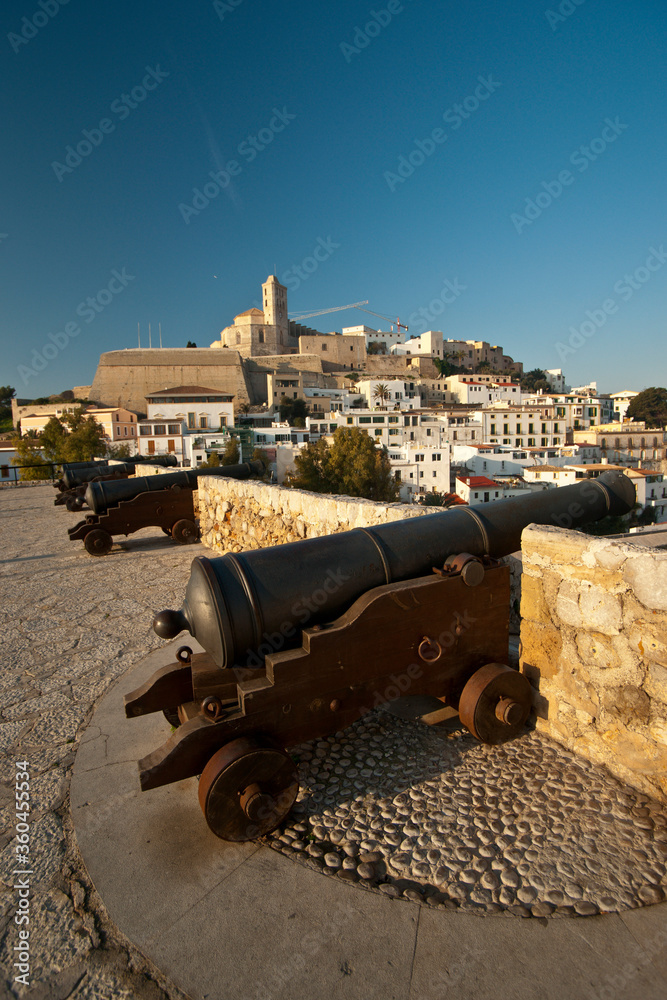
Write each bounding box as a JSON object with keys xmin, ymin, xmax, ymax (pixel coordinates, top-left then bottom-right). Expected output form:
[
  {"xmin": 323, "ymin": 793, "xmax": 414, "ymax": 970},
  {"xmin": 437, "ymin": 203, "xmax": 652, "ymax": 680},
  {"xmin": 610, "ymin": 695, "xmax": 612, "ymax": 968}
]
[{"xmin": 372, "ymin": 383, "xmax": 391, "ymax": 409}]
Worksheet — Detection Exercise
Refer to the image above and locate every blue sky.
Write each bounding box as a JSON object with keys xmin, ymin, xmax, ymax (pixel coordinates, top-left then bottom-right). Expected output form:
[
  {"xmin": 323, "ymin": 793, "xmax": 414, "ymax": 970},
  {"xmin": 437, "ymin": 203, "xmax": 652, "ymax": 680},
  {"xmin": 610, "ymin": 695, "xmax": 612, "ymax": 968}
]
[{"xmin": 1, "ymin": 0, "xmax": 666, "ymax": 398}]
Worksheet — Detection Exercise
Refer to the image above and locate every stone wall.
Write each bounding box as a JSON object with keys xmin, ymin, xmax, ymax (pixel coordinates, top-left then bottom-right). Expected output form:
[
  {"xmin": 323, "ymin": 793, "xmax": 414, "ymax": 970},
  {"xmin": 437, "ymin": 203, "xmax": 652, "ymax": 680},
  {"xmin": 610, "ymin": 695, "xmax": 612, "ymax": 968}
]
[
  {"xmin": 198, "ymin": 477, "xmax": 429, "ymax": 551},
  {"xmin": 89, "ymin": 348, "xmax": 252, "ymax": 416},
  {"xmin": 520, "ymin": 524, "xmax": 667, "ymax": 802}
]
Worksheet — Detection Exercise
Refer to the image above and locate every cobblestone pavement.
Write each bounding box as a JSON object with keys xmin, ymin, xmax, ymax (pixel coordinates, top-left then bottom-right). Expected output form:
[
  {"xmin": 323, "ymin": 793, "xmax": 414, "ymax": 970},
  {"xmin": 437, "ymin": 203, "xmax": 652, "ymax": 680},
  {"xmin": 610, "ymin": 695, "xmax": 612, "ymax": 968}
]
[
  {"xmin": 0, "ymin": 484, "xmax": 192, "ymax": 1000},
  {"xmin": 2, "ymin": 485, "xmax": 667, "ymax": 1000},
  {"xmin": 268, "ymin": 714, "xmax": 667, "ymax": 916}
]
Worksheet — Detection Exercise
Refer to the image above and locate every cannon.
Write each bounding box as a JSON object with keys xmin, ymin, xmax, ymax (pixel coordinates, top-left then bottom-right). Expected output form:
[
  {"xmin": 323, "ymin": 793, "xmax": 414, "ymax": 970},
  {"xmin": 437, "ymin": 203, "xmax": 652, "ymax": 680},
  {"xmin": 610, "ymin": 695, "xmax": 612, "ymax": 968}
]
[
  {"xmin": 68, "ymin": 460, "xmax": 265, "ymax": 555},
  {"xmin": 54, "ymin": 455, "xmax": 179, "ymax": 509},
  {"xmin": 124, "ymin": 471, "xmax": 635, "ymax": 842}
]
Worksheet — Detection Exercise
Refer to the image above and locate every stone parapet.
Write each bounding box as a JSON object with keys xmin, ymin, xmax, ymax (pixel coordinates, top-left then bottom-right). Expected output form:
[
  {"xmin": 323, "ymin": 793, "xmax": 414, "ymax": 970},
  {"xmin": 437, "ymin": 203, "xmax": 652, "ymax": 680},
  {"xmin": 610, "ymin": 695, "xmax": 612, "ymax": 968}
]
[
  {"xmin": 197, "ymin": 478, "xmax": 429, "ymax": 552},
  {"xmin": 520, "ymin": 523, "xmax": 667, "ymax": 802}
]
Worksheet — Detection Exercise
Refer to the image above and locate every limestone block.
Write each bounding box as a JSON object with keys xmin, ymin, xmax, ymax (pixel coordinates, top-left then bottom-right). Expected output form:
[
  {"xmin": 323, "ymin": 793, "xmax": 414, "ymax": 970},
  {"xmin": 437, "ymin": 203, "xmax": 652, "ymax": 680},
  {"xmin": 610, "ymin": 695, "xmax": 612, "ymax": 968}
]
[
  {"xmin": 555, "ymin": 580, "xmax": 583, "ymax": 628},
  {"xmin": 627, "ymin": 620, "xmax": 667, "ymax": 668},
  {"xmin": 589, "ymin": 537, "xmax": 628, "ymax": 573},
  {"xmin": 520, "ymin": 575, "xmax": 550, "ymax": 625},
  {"xmin": 650, "ymin": 720, "xmax": 667, "ymax": 746},
  {"xmin": 575, "ymin": 631, "xmax": 618, "ymax": 671},
  {"xmin": 519, "ymin": 621, "xmax": 563, "ymax": 681},
  {"xmin": 624, "ymin": 551, "xmax": 667, "ymax": 611},
  {"xmin": 521, "ymin": 524, "xmax": 589, "ymax": 569},
  {"xmin": 645, "ymin": 662, "xmax": 667, "ymax": 706},
  {"xmin": 578, "ymin": 584, "xmax": 622, "ymax": 636},
  {"xmin": 600, "ymin": 685, "xmax": 650, "ymax": 725}
]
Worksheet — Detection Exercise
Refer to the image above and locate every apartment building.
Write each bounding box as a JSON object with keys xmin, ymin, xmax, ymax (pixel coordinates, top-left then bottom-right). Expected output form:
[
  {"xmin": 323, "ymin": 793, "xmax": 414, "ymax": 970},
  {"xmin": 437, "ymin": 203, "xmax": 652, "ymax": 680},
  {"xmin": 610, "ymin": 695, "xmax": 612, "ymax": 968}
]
[
  {"xmin": 298, "ymin": 331, "xmax": 366, "ymax": 369},
  {"xmin": 609, "ymin": 391, "xmax": 640, "ymax": 423},
  {"xmin": 445, "ymin": 376, "xmax": 522, "ymax": 405},
  {"xmin": 136, "ymin": 386, "xmax": 235, "ymax": 462},
  {"xmin": 573, "ymin": 423, "xmax": 667, "ymax": 467},
  {"xmin": 342, "ymin": 325, "xmax": 403, "ymax": 354},
  {"xmin": 522, "ymin": 392, "xmax": 614, "ymax": 430},
  {"xmin": 19, "ymin": 405, "xmax": 138, "ymax": 449},
  {"xmin": 387, "ymin": 443, "xmax": 451, "ymax": 501},
  {"xmin": 474, "ymin": 404, "xmax": 566, "ymax": 449},
  {"xmin": 353, "ymin": 378, "xmax": 423, "ymax": 410},
  {"xmin": 391, "ymin": 330, "xmax": 443, "ymax": 358}
]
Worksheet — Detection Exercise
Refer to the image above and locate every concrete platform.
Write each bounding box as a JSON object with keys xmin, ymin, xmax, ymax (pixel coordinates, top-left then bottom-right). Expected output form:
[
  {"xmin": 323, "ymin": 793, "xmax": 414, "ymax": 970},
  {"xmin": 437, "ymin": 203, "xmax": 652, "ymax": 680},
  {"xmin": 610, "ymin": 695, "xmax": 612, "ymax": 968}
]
[{"xmin": 71, "ymin": 643, "xmax": 667, "ymax": 1000}]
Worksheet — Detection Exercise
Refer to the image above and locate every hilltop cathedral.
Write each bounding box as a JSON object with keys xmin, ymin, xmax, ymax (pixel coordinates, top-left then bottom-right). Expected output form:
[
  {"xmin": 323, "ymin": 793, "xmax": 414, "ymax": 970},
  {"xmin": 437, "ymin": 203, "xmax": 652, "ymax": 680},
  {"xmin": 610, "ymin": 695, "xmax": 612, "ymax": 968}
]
[{"xmin": 209, "ymin": 274, "xmax": 298, "ymax": 357}]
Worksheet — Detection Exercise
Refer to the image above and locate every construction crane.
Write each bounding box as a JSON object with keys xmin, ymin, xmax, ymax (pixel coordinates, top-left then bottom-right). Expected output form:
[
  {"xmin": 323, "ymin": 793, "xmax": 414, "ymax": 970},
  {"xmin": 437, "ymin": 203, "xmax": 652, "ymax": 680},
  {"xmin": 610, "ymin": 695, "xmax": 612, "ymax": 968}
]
[{"xmin": 289, "ymin": 301, "xmax": 408, "ymax": 332}]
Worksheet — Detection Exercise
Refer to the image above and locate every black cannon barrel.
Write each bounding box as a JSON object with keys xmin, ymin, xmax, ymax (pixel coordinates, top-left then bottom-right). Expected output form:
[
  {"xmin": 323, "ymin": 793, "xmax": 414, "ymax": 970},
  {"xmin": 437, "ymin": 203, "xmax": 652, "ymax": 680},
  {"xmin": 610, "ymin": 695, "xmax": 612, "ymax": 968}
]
[
  {"xmin": 154, "ymin": 470, "xmax": 635, "ymax": 669},
  {"xmin": 85, "ymin": 459, "xmax": 266, "ymax": 515},
  {"xmin": 62, "ymin": 455, "xmax": 178, "ymax": 490}
]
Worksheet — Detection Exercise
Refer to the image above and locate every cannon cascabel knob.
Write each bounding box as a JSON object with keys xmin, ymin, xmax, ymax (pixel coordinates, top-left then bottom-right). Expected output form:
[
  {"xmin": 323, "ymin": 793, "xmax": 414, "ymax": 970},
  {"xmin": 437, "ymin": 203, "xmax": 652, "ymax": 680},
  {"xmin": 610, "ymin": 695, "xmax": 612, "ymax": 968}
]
[{"xmin": 153, "ymin": 609, "xmax": 190, "ymax": 639}]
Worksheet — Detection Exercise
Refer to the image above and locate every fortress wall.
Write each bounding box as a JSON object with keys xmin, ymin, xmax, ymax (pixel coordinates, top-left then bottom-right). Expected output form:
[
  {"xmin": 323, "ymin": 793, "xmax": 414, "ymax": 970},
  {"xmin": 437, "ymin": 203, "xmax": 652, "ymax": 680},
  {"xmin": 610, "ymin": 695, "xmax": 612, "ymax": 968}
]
[{"xmin": 89, "ymin": 349, "xmax": 252, "ymax": 417}]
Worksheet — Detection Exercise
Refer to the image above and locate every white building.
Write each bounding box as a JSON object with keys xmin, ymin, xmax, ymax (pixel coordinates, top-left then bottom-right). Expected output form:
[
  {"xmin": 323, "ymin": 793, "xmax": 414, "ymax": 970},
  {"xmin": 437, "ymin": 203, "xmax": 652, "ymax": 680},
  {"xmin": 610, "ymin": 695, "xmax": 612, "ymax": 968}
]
[
  {"xmin": 342, "ymin": 325, "xmax": 404, "ymax": 354},
  {"xmin": 353, "ymin": 378, "xmax": 423, "ymax": 410},
  {"xmin": 386, "ymin": 443, "xmax": 451, "ymax": 502},
  {"xmin": 544, "ymin": 369, "xmax": 566, "ymax": 392},
  {"xmin": 609, "ymin": 391, "xmax": 640, "ymax": 423},
  {"xmin": 445, "ymin": 376, "xmax": 522, "ymax": 405},
  {"xmin": 137, "ymin": 385, "xmax": 235, "ymax": 464},
  {"xmin": 391, "ymin": 330, "xmax": 443, "ymax": 358},
  {"xmin": 455, "ymin": 475, "xmax": 509, "ymax": 505}
]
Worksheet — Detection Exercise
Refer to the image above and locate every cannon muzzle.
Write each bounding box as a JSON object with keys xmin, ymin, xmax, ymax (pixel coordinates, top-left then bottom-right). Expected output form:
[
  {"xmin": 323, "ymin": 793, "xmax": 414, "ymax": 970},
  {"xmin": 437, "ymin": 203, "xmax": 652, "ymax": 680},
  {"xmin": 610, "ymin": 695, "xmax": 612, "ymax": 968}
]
[
  {"xmin": 153, "ymin": 470, "xmax": 635, "ymax": 669},
  {"xmin": 85, "ymin": 459, "xmax": 266, "ymax": 515}
]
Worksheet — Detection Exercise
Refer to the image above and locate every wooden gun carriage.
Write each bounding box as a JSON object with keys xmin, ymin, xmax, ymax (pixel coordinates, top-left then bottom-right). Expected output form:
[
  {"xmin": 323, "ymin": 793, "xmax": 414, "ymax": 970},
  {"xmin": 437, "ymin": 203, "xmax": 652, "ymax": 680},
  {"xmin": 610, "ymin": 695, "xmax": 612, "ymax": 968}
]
[
  {"xmin": 68, "ymin": 459, "xmax": 265, "ymax": 555},
  {"xmin": 125, "ymin": 471, "xmax": 635, "ymax": 842}
]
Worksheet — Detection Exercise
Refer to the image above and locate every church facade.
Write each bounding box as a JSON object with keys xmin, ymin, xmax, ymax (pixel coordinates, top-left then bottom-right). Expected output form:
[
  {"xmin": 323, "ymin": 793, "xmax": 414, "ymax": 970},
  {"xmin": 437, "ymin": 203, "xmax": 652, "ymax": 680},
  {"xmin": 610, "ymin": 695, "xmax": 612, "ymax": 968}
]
[{"xmin": 210, "ymin": 275, "xmax": 297, "ymax": 357}]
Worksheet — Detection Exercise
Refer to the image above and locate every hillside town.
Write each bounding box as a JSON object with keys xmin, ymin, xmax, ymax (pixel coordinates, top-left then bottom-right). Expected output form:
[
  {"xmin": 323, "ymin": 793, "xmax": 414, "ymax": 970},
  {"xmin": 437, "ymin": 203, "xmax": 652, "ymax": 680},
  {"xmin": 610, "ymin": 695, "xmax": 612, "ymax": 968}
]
[{"xmin": 3, "ymin": 274, "xmax": 667, "ymax": 525}]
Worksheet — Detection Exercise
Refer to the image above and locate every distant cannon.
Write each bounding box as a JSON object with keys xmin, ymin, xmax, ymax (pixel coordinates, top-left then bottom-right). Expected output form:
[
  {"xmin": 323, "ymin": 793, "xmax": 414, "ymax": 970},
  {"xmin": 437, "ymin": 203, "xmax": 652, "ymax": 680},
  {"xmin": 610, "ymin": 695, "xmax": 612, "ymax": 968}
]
[
  {"xmin": 125, "ymin": 471, "xmax": 635, "ymax": 842},
  {"xmin": 54, "ymin": 455, "xmax": 179, "ymax": 509},
  {"xmin": 68, "ymin": 460, "xmax": 265, "ymax": 556}
]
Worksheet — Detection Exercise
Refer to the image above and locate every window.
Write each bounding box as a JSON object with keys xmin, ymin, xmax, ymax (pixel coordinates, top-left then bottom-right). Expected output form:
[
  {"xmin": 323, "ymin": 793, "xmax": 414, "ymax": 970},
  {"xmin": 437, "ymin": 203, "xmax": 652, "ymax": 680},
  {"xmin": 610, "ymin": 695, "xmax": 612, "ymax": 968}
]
[
  {"xmin": 124, "ymin": 427, "xmax": 128, "ymax": 436},
  {"xmin": 389, "ymin": 429, "xmax": 399, "ymax": 436},
  {"xmin": 188, "ymin": 413, "xmax": 195, "ymax": 429},
  {"xmin": 321, "ymin": 343, "xmax": 328, "ymax": 351},
  {"xmin": 168, "ymin": 424, "xmax": 180, "ymax": 434},
  {"xmin": 139, "ymin": 425, "xmax": 151, "ymax": 436},
  {"xmin": 199, "ymin": 416, "xmax": 208, "ymax": 429},
  {"xmin": 258, "ymin": 330, "xmax": 264, "ymax": 344},
  {"xmin": 219, "ymin": 416, "xmax": 227, "ymax": 428},
  {"xmin": 154, "ymin": 424, "xmax": 166, "ymax": 436},
  {"xmin": 359, "ymin": 416, "xmax": 371, "ymax": 424},
  {"xmin": 372, "ymin": 416, "xmax": 384, "ymax": 423},
  {"xmin": 388, "ymin": 416, "xmax": 399, "ymax": 423},
  {"xmin": 347, "ymin": 417, "xmax": 353, "ymax": 425},
  {"xmin": 375, "ymin": 429, "xmax": 382, "ymax": 436}
]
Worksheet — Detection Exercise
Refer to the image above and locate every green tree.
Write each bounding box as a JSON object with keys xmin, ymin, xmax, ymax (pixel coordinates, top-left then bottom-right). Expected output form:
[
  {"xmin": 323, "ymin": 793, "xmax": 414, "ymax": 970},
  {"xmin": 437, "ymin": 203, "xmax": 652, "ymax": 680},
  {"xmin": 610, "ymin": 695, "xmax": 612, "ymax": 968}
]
[
  {"xmin": 520, "ymin": 369, "xmax": 550, "ymax": 393},
  {"xmin": 279, "ymin": 395, "xmax": 309, "ymax": 427},
  {"xmin": 202, "ymin": 450, "xmax": 221, "ymax": 467},
  {"xmin": 107, "ymin": 442, "xmax": 133, "ymax": 460},
  {"xmin": 10, "ymin": 433, "xmax": 52, "ymax": 480},
  {"xmin": 38, "ymin": 407, "xmax": 106, "ymax": 463},
  {"xmin": 286, "ymin": 427, "xmax": 399, "ymax": 502},
  {"xmin": 186, "ymin": 340, "xmax": 197, "ymax": 348},
  {"xmin": 626, "ymin": 387, "xmax": 667, "ymax": 428},
  {"xmin": 433, "ymin": 358, "xmax": 454, "ymax": 377},
  {"xmin": 221, "ymin": 437, "xmax": 240, "ymax": 465},
  {"xmin": 0, "ymin": 385, "xmax": 16, "ymax": 431}
]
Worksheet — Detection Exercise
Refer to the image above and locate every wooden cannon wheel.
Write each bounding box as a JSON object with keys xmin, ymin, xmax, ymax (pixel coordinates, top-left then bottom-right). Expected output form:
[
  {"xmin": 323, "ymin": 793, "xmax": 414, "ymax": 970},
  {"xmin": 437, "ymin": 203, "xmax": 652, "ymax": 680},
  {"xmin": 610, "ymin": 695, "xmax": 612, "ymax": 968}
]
[
  {"xmin": 458, "ymin": 663, "xmax": 532, "ymax": 744},
  {"xmin": 83, "ymin": 528, "xmax": 113, "ymax": 557},
  {"xmin": 198, "ymin": 737, "xmax": 299, "ymax": 841},
  {"xmin": 171, "ymin": 519, "xmax": 198, "ymax": 544}
]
